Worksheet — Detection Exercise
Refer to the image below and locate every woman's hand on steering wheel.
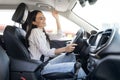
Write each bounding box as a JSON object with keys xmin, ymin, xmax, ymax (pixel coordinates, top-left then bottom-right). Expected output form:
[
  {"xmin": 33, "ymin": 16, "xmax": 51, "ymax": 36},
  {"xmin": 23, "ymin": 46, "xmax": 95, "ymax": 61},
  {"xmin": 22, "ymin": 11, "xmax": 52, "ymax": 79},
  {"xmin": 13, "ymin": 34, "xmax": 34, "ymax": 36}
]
[
  {"xmin": 65, "ymin": 44, "xmax": 77, "ymax": 53},
  {"xmin": 66, "ymin": 28, "xmax": 85, "ymax": 55}
]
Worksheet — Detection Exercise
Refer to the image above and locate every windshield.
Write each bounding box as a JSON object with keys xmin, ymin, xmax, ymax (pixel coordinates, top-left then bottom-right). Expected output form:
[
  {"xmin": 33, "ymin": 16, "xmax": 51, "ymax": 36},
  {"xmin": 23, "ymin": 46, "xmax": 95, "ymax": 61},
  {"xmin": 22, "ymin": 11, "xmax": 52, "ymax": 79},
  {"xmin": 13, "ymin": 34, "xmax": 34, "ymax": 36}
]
[{"xmin": 73, "ymin": 0, "xmax": 120, "ymax": 31}]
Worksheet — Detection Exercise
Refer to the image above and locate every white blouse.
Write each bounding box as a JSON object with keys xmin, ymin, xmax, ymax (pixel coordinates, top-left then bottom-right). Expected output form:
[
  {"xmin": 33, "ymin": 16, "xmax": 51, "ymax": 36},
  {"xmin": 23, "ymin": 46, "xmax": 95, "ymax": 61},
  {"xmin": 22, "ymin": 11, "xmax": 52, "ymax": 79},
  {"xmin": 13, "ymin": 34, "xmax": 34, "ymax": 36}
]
[{"xmin": 28, "ymin": 28, "xmax": 63, "ymax": 61}]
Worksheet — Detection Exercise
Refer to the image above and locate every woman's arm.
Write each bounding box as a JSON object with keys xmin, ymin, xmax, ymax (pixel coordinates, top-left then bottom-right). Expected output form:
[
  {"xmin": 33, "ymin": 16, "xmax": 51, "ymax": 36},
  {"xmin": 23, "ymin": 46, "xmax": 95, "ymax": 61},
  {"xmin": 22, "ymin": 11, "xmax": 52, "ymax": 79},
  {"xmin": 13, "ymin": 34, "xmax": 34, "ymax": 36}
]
[
  {"xmin": 48, "ymin": 10, "xmax": 64, "ymax": 40},
  {"xmin": 52, "ymin": 9, "xmax": 61, "ymax": 31},
  {"xmin": 30, "ymin": 29, "xmax": 77, "ymax": 57},
  {"xmin": 54, "ymin": 44, "xmax": 77, "ymax": 55}
]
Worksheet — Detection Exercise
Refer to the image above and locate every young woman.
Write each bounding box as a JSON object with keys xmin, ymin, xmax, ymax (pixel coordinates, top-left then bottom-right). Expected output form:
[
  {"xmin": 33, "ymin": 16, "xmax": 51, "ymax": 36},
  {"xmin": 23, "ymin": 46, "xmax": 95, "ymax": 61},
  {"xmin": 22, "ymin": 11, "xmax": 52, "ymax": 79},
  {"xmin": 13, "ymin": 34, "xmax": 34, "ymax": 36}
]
[
  {"xmin": 26, "ymin": 10, "xmax": 77, "ymax": 62},
  {"xmin": 26, "ymin": 10, "xmax": 86, "ymax": 78}
]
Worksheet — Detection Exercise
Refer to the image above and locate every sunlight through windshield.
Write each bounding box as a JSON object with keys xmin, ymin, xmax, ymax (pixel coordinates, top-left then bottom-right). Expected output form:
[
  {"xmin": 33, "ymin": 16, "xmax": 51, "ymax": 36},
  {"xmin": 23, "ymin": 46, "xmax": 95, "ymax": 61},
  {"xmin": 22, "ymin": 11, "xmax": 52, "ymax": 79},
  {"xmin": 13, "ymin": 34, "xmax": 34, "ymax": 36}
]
[{"xmin": 73, "ymin": 0, "xmax": 120, "ymax": 30}]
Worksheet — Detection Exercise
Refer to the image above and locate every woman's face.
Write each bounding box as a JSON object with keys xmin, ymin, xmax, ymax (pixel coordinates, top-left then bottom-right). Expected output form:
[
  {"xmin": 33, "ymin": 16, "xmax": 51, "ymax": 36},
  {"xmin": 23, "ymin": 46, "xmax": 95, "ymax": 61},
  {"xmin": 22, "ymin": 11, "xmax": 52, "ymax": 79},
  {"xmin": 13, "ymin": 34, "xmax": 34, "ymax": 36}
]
[{"xmin": 33, "ymin": 12, "xmax": 46, "ymax": 29}]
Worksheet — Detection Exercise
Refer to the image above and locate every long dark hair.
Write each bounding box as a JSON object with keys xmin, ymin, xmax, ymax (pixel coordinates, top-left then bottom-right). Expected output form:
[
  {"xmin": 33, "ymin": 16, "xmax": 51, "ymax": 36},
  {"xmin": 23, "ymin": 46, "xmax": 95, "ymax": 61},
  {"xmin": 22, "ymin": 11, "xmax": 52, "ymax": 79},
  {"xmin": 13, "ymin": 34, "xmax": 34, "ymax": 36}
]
[{"xmin": 26, "ymin": 10, "xmax": 50, "ymax": 47}]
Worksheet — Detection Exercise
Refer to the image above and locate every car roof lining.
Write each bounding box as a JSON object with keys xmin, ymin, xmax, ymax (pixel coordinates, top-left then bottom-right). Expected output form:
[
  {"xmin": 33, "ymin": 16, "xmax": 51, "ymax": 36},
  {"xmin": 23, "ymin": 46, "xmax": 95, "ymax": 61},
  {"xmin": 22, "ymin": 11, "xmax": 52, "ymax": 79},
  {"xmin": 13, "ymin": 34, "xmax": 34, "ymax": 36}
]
[{"xmin": 0, "ymin": 0, "xmax": 76, "ymax": 12}]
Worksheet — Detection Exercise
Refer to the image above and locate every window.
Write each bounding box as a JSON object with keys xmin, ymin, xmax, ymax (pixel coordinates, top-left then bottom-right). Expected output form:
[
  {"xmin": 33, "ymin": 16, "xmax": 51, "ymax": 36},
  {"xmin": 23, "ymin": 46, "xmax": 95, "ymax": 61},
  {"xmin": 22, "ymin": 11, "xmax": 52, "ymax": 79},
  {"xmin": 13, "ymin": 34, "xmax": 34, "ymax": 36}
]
[
  {"xmin": 73, "ymin": 0, "xmax": 120, "ymax": 31},
  {"xmin": 0, "ymin": 10, "xmax": 15, "ymax": 34},
  {"xmin": 0, "ymin": 10, "xmax": 80, "ymax": 39},
  {"xmin": 43, "ymin": 11, "xmax": 80, "ymax": 40}
]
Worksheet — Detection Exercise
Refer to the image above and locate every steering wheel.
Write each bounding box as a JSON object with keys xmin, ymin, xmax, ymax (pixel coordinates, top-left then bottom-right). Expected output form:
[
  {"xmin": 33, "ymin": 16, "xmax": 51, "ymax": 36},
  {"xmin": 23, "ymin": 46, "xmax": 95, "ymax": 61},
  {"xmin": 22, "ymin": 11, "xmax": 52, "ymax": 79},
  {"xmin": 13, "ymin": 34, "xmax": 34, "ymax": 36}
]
[
  {"xmin": 66, "ymin": 28, "xmax": 89, "ymax": 73},
  {"xmin": 66, "ymin": 28, "xmax": 86, "ymax": 55},
  {"xmin": 72, "ymin": 28, "xmax": 85, "ymax": 44}
]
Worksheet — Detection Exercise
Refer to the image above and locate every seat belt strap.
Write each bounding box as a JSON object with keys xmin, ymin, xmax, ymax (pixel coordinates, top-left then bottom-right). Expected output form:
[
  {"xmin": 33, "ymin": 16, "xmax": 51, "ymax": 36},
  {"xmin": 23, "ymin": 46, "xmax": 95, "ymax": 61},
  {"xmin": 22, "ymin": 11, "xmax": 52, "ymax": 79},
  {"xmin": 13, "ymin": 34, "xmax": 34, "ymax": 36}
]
[{"xmin": 40, "ymin": 55, "xmax": 44, "ymax": 62}]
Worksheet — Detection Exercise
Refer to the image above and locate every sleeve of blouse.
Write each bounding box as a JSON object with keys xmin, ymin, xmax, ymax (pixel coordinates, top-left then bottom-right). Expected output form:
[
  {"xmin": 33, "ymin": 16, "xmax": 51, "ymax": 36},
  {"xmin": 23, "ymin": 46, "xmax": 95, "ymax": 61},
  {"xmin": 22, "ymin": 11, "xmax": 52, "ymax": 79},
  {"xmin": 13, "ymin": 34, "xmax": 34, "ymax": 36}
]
[
  {"xmin": 31, "ymin": 30, "xmax": 56, "ymax": 57},
  {"xmin": 48, "ymin": 29, "xmax": 65, "ymax": 40}
]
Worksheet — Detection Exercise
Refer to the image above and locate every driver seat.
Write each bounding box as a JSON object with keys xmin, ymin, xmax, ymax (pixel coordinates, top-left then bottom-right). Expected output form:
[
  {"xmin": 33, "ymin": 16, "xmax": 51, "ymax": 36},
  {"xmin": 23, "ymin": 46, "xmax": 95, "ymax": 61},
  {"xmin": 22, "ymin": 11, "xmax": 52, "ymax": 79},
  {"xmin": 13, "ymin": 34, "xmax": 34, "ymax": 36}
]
[
  {"xmin": 3, "ymin": 3, "xmax": 44, "ymax": 80},
  {"xmin": 4, "ymin": 3, "xmax": 30, "ymax": 60}
]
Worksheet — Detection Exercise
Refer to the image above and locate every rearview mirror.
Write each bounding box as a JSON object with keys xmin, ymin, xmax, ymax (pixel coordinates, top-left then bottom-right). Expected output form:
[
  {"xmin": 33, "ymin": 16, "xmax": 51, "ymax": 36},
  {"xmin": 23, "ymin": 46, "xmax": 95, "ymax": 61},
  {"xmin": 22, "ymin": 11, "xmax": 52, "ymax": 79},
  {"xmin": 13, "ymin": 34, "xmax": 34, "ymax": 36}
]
[
  {"xmin": 88, "ymin": 0, "xmax": 97, "ymax": 5},
  {"xmin": 79, "ymin": 0, "xmax": 86, "ymax": 7},
  {"xmin": 79, "ymin": 0, "xmax": 97, "ymax": 7}
]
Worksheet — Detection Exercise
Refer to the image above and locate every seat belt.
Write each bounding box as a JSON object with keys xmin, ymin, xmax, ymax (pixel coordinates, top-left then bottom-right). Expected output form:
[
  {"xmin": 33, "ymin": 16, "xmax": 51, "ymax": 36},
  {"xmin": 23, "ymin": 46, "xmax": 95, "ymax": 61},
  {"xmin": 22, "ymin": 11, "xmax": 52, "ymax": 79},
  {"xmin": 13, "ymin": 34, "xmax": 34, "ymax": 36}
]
[{"xmin": 40, "ymin": 55, "xmax": 44, "ymax": 62}]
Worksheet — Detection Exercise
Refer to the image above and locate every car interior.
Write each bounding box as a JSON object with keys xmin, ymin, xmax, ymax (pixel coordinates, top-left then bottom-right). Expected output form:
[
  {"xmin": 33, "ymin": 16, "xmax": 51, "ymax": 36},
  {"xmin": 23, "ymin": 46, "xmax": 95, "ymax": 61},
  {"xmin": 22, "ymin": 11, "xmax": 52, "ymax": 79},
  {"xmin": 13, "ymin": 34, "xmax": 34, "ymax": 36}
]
[{"xmin": 0, "ymin": 0, "xmax": 120, "ymax": 80}]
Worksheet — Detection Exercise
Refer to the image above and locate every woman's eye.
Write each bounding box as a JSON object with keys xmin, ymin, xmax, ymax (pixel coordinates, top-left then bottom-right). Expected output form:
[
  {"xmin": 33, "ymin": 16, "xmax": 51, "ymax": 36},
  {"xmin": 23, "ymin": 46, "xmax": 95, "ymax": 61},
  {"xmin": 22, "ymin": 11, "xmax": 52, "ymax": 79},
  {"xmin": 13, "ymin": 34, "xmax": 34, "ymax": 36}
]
[{"xmin": 40, "ymin": 17, "xmax": 45, "ymax": 20}]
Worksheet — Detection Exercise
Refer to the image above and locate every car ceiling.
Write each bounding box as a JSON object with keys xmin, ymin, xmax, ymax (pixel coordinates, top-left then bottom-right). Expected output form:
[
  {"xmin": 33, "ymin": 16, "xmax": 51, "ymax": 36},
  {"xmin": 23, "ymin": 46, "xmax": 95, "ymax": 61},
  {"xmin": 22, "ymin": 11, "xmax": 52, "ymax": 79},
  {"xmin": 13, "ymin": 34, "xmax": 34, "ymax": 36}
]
[{"xmin": 0, "ymin": 0, "xmax": 77, "ymax": 12}]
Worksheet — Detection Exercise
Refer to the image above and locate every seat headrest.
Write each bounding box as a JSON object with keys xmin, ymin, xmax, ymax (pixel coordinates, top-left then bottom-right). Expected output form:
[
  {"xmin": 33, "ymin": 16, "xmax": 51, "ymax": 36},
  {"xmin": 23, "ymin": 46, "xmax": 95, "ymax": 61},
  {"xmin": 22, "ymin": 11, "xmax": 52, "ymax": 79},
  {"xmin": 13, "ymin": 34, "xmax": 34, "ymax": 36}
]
[{"xmin": 12, "ymin": 3, "xmax": 29, "ymax": 24}]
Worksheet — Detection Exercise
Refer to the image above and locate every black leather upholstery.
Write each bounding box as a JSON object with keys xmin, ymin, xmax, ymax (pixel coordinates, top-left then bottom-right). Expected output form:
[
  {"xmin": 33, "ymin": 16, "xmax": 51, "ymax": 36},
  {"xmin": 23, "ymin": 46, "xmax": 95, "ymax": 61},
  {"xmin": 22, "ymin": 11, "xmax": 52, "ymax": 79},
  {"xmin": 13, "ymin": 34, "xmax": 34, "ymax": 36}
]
[
  {"xmin": 3, "ymin": 2, "xmax": 30, "ymax": 60},
  {"xmin": 3, "ymin": 25, "xmax": 43, "ymax": 80},
  {"xmin": 3, "ymin": 2, "xmax": 31, "ymax": 60},
  {"xmin": 0, "ymin": 46, "xmax": 9, "ymax": 80},
  {"xmin": 3, "ymin": 3, "xmax": 44, "ymax": 80},
  {"xmin": 12, "ymin": 3, "xmax": 29, "ymax": 24},
  {"xmin": 3, "ymin": 26, "xmax": 30, "ymax": 60},
  {"xmin": 88, "ymin": 55, "xmax": 120, "ymax": 80},
  {"xmin": 0, "ymin": 35, "xmax": 6, "ymax": 50}
]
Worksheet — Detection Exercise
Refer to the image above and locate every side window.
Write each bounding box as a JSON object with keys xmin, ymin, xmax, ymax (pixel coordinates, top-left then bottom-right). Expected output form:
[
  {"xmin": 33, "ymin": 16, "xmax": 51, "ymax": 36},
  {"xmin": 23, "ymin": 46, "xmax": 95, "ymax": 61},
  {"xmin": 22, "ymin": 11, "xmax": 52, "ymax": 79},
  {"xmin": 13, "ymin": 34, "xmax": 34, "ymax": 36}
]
[
  {"xmin": 0, "ymin": 10, "xmax": 80, "ymax": 40},
  {"xmin": 43, "ymin": 11, "xmax": 80, "ymax": 40},
  {"xmin": 0, "ymin": 10, "xmax": 14, "ymax": 34}
]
